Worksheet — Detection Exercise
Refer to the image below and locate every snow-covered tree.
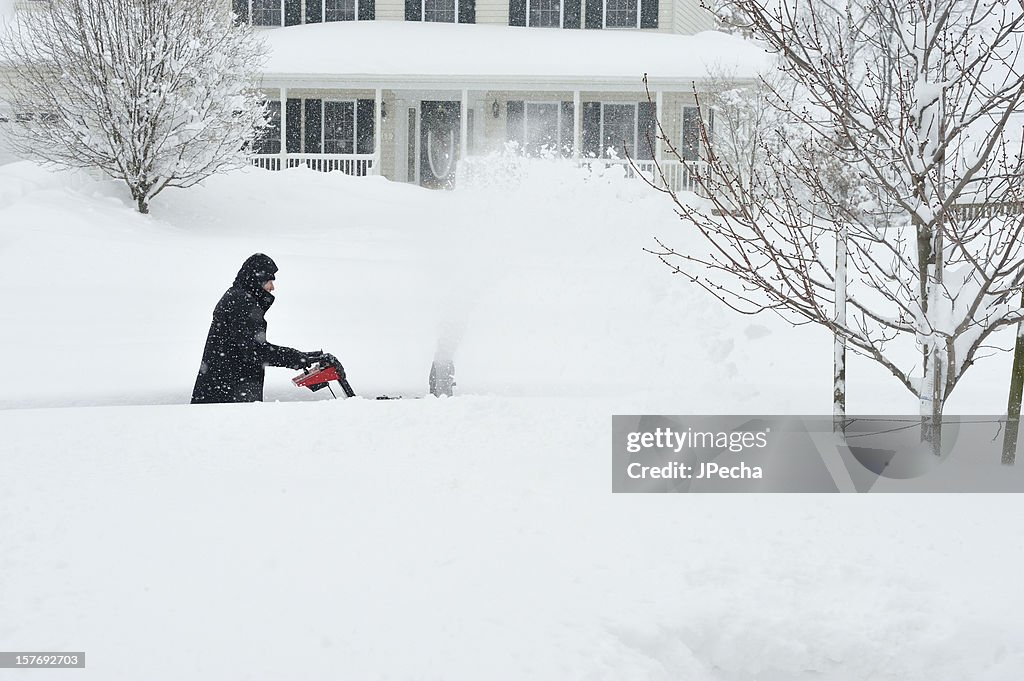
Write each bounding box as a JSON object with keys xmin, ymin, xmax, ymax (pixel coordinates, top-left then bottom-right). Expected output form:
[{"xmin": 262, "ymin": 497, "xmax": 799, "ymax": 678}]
[
  {"xmin": 0, "ymin": 0, "xmax": 267, "ymax": 213},
  {"xmin": 651, "ymin": 0, "xmax": 1024, "ymax": 450},
  {"xmin": 708, "ymin": 1, "xmax": 755, "ymax": 36}
]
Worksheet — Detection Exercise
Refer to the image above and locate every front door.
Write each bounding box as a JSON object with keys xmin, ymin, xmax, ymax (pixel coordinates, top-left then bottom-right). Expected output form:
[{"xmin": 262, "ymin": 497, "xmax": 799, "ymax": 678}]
[{"xmin": 419, "ymin": 101, "xmax": 460, "ymax": 189}]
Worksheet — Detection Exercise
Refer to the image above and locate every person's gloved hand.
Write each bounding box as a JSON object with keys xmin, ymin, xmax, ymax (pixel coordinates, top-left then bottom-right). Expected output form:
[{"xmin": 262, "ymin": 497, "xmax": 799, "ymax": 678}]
[
  {"xmin": 294, "ymin": 350, "xmax": 324, "ymax": 370},
  {"xmin": 317, "ymin": 352, "xmax": 345, "ymax": 378}
]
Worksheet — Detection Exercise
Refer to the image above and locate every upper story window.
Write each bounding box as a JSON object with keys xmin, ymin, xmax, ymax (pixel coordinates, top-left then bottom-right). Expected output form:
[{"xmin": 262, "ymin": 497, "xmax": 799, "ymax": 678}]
[
  {"xmin": 236, "ymin": 0, "xmax": 370, "ymax": 26},
  {"xmin": 603, "ymin": 0, "xmax": 637, "ymax": 28},
  {"xmin": 405, "ymin": 0, "xmax": 474, "ymax": 23},
  {"xmin": 509, "ymin": 0, "xmax": 655, "ymax": 29},
  {"xmin": 424, "ymin": 0, "xmax": 457, "ymax": 22},
  {"xmin": 529, "ymin": 0, "xmax": 561, "ymax": 27},
  {"xmin": 251, "ymin": 0, "xmax": 282, "ymax": 26},
  {"xmin": 326, "ymin": 0, "xmax": 357, "ymax": 21}
]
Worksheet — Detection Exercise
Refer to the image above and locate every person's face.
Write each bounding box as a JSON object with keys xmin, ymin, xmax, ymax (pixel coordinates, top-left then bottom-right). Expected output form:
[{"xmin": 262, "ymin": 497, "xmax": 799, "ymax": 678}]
[{"xmin": 263, "ymin": 280, "xmax": 275, "ymax": 292}]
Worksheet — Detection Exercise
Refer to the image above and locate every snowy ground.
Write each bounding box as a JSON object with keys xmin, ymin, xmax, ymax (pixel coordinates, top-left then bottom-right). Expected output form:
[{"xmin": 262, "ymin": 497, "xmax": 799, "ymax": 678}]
[{"xmin": 1, "ymin": 158, "xmax": 1022, "ymax": 680}]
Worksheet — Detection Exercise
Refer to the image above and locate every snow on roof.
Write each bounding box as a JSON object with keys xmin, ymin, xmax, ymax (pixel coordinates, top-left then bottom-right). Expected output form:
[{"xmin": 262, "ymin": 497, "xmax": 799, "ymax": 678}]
[{"xmin": 259, "ymin": 21, "xmax": 771, "ymax": 90}]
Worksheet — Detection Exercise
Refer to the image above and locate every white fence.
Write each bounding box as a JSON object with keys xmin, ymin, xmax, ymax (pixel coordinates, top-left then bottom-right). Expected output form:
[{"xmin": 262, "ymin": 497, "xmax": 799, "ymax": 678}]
[
  {"xmin": 247, "ymin": 152, "xmax": 711, "ymax": 195},
  {"xmin": 951, "ymin": 201, "xmax": 1024, "ymax": 220},
  {"xmin": 589, "ymin": 159, "xmax": 708, "ymax": 195},
  {"xmin": 250, "ymin": 153, "xmax": 376, "ymax": 176}
]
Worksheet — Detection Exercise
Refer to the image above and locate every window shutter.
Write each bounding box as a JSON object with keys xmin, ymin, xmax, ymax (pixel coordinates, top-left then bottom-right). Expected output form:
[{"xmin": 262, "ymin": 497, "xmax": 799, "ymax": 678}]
[
  {"xmin": 506, "ymin": 100, "xmax": 524, "ymax": 147},
  {"xmin": 563, "ymin": 0, "xmax": 582, "ymax": 28},
  {"xmin": 560, "ymin": 101, "xmax": 574, "ymax": 156},
  {"xmin": 582, "ymin": 102, "xmax": 601, "ymax": 157},
  {"xmin": 508, "ymin": 0, "xmax": 526, "ymax": 25},
  {"xmin": 232, "ymin": 0, "xmax": 247, "ymax": 24},
  {"xmin": 357, "ymin": 100, "xmax": 375, "ymax": 155},
  {"xmin": 286, "ymin": 99, "xmax": 302, "ymax": 154},
  {"xmin": 637, "ymin": 101, "xmax": 656, "ymax": 160},
  {"xmin": 306, "ymin": 0, "xmax": 322, "ymax": 23},
  {"xmin": 285, "ymin": 0, "xmax": 302, "ymax": 25},
  {"xmin": 640, "ymin": 0, "xmax": 657, "ymax": 28},
  {"xmin": 459, "ymin": 0, "xmax": 476, "ymax": 23},
  {"xmin": 405, "ymin": 0, "xmax": 422, "ymax": 21},
  {"xmin": 304, "ymin": 99, "xmax": 323, "ymax": 154},
  {"xmin": 359, "ymin": 0, "xmax": 376, "ymax": 20},
  {"xmin": 584, "ymin": 0, "xmax": 602, "ymax": 28},
  {"xmin": 681, "ymin": 106, "xmax": 699, "ymax": 161}
]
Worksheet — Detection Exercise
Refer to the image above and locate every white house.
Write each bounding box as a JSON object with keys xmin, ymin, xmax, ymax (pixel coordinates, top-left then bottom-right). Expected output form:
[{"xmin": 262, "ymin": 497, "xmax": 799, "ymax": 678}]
[
  {"xmin": 243, "ymin": 0, "xmax": 767, "ymax": 189},
  {"xmin": 1, "ymin": 0, "xmax": 767, "ymax": 188}
]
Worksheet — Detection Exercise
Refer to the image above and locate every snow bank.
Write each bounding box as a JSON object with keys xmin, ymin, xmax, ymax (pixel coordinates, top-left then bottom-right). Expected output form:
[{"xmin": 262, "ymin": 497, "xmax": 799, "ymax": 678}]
[
  {"xmin": 1, "ymin": 159, "xmax": 1022, "ymax": 681},
  {"xmin": 2, "ymin": 397, "xmax": 1022, "ymax": 681},
  {"xmin": 0, "ymin": 156, "xmax": 837, "ymax": 411}
]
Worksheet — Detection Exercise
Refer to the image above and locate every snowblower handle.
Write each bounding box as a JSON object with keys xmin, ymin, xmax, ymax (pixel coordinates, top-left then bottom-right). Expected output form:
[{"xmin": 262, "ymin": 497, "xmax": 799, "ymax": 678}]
[{"xmin": 338, "ymin": 377, "xmax": 356, "ymax": 398}]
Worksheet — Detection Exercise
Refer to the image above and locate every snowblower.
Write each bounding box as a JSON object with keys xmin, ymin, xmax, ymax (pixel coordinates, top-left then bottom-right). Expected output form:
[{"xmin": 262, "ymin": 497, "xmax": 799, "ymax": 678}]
[{"xmin": 292, "ymin": 360, "xmax": 356, "ymax": 399}]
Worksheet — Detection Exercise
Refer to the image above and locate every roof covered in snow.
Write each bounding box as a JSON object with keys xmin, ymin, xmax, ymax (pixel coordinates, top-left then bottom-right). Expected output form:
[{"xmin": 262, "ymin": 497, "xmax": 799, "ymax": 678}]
[{"xmin": 258, "ymin": 21, "xmax": 771, "ymax": 91}]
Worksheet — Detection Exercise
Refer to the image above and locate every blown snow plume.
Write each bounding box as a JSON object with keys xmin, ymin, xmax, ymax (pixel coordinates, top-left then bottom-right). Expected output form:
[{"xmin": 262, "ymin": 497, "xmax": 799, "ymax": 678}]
[{"xmin": 0, "ymin": 0, "xmax": 269, "ymax": 213}]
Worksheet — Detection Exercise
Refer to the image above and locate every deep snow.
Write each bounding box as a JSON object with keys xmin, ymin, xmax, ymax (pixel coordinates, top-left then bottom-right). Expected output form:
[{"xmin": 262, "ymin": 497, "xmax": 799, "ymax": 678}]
[{"xmin": 1, "ymin": 157, "xmax": 1022, "ymax": 680}]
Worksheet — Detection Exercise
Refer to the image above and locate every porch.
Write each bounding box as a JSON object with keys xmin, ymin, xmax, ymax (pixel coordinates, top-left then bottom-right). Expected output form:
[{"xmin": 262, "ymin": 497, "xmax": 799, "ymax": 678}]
[{"xmin": 248, "ymin": 85, "xmax": 711, "ymax": 194}]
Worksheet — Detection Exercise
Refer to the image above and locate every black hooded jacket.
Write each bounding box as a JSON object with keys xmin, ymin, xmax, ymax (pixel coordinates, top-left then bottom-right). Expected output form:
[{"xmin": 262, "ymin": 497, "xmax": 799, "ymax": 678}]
[{"xmin": 191, "ymin": 254, "xmax": 308, "ymax": 404}]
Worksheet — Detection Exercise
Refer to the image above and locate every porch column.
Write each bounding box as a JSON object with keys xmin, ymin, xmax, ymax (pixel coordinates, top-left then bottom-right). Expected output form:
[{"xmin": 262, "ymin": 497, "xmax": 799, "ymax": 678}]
[
  {"xmin": 374, "ymin": 87, "xmax": 383, "ymax": 176},
  {"xmin": 460, "ymin": 88, "xmax": 469, "ymax": 162},
  {"xmin": 280, "ymin": 87, "xmax": 287, "ymax": 170},
  {"xmin": 573, "ymin": 90, "xmax": 581, "ymax": 160},
  {"xmin": 655, "ymin": 89, "xmax": 664, "ymax": 187}
]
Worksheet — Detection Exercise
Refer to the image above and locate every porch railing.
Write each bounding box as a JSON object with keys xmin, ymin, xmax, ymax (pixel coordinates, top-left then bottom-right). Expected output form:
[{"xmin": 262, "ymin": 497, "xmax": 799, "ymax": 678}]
[
  {"xmin": 587, "ymin": 158, "xmax": 709, "ymax": 195},
  {"xmin": 950, "ymin": 201, "xmax": 1024, "ymax": 220},
  {"xmin": 250, "ymin": 153, "xmax": 376, "ymax": 176}
]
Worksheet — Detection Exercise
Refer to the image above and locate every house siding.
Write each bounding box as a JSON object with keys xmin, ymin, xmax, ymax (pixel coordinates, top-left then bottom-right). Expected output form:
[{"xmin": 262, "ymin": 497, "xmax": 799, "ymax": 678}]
[
  {"xmin": 375, "ymin": 0, "xmax": 405, "ymax": 21},
  {"xmin": 475, "ymin": 0, "xmax": 510, "ymax": 25},
  {"xmin": 673, "ymin": 0, "xmax": 715, "ymax": 35}
]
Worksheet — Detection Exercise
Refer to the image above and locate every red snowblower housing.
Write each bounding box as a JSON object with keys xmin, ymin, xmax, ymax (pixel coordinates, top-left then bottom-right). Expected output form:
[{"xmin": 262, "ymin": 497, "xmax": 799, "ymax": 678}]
[{"xmin": 292, "ymin": 362, "xmax": 356, "ymax": 398}]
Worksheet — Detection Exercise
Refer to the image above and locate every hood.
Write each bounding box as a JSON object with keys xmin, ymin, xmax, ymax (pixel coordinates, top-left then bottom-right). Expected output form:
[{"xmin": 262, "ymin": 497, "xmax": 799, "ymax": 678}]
[{"xmin": 233, "ymin": 253, "xmax": 278, "ymax": 292}]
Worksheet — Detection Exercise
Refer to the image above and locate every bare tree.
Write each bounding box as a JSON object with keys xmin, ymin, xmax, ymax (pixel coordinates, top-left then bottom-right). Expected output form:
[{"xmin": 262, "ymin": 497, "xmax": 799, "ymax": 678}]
[
  {"xmin": 0, "ymin": 0, "xmax": 267, "ymax": 213},
  {"xmin": 710, "ymin": 1, "xmax": 756, "ymax": 36},
  {"xmin": 649, "ymin": 0, "xmax": 1024, "ymax": 450}
]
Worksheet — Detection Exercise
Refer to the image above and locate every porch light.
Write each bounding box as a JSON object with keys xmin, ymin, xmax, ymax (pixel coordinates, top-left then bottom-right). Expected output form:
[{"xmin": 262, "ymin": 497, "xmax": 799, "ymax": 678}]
[
  {"xmin": 492, "ymin": 100, "xmax": 500, "ymax": 118},
  {"xmin": 381, "ymin": 101, "xmax": 387, "ymax": 120}
]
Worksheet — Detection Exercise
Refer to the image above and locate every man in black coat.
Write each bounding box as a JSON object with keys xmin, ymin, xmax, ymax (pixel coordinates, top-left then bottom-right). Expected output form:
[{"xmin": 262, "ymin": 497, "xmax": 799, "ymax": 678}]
[{"xmin": 191, "ymin": 253, "xmax": 331, "ymax": 404}]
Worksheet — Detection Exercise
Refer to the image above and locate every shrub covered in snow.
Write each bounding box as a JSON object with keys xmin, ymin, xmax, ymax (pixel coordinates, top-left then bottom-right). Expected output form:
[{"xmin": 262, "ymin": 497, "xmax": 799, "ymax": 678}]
[{"xmin": 0, "ymin": 0, "xmax": 267, "ymax": 213}]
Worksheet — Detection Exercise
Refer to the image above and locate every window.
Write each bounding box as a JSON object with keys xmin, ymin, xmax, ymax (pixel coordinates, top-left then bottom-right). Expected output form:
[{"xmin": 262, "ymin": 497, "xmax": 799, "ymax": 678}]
[
  {"xmin": 604, "ymin": 0, "xmax": 638, "ymax": 28},
  {"xmin": 323, "ymin": 101, "xmax": 356, "ymax": 154},
  {"xmin": 681, "ymin": 106, "xmax": 699, "ymax": 161},
  {"xmin": 523, "ymin": 103, "xmax": 563, "ymax": 155},
  {"xmin": 600, "ymin": 103, "xmax": 636, "ymax": 158},
  {"xmin": 528, "ymin": 0, "xmax": 561, "ymax": 27},
  {"xmin": 325, "ymin": 0, "xmax": 357, "ymax": 21},
  {"xmin": 256, "ymin": 101, "xmax": 282, "ymax": 154},
  {"xmin": 251, "ymin": 0, "xmax": 282, "ymax": 26},
  {"xmin": 424, "ymin": 0, "xmax": 457, "ymax": 22}
]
